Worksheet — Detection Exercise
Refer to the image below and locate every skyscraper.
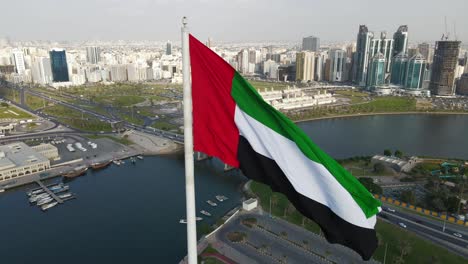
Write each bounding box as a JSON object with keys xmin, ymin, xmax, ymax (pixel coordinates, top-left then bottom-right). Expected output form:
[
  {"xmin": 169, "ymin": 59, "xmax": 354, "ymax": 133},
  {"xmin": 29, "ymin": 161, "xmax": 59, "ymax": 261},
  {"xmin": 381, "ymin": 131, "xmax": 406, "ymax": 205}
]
[
  {"xmin": 393, "ymin": 25, "xmax": 408, "ymax": 57},
  {"xmin": 49, "ymin": 49, "xmax": 69, "ymax": 82},
  {"xmin": 11, "ymin": 49, "xmax": 26, "ymax": 75},
  {"xmin": 353, "ymin": 25, "xmax": 373, "ymax": 86},
  {"xmin": 417, "ymin": 43, "xmax": 431, "ymax": 62},
  {"xmin": 296, "ymin": 51, "xmax": 315, "ymax": 82},
  {"xmin": 369, "ymin": 32, "xmax": 394, "ymax": 74},
  {"xmin": 390, "ymin": 52, "xmax": 408, "ymax": 85},
  {"xmin": 405, "ymin": 53, "xmax": 426, "ymax": 89},
  {"xmin": 302, "ymin": 36, "xmax": 320, "ymax": 52},
  {"xmin": 86, "ymin": 46, "xmax": 101, "ymax": 64},
  {"xmin": 31, "ymin": 57, "xmax": 53, "ymax": 85},
  {"xmin": 329, "ymin": 49, "xmax": 346, "ymax": 82},
  {"xmin": 366, "ymin": 53, "xmax": 385, "ymax": 88},
  {"xmin": 166, "ymin": 41, "xmax": 172, "ymax": 55},
  {"xmin": 429, "ymin": 41, "xmax": 461, "ymax": 95}
]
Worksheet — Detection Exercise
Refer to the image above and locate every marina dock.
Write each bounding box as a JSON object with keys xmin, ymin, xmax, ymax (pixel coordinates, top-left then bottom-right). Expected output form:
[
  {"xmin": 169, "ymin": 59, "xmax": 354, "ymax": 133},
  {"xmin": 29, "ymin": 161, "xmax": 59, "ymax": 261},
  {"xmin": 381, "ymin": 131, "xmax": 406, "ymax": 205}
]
[{"xmin": 35, "ymin": 180, "xmax": 64, "ymax": 204}]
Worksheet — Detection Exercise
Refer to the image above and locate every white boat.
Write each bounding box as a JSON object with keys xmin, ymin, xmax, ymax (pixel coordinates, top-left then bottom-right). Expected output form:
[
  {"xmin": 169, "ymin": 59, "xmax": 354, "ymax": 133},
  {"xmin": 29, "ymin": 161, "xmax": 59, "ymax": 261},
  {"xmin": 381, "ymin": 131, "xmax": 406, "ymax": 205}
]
[
  {"xmin": 29, "ymin": 193, "xmax": 50, "ymax": 203},
  {"xmin": 207, "ymin": 200, "xmax": 217, "ymax": 207},
  {"xmin": 58, "ymin": 193, "xmax": 72, "ymax": 199},
  {"xmin": 41, "ymin": 201, "xmax": 58, "ymax": 211},
  {"xmin": 137, "ymin": 155, "xmax": 144, "ymax": 160},
  {"xmin": 215, "ymin": 195, "xmax": 228, "ymax": 202},
  {"xmin": 200, "ymin": 210, "xmax": 211, "ymax": 217},
  {"xmin": 37, "ymin": 197, "xmax": 54, "ymax": 206},
  {"xmin": 113, "ymin": 160, "xmax": 121, "ymax": 166},
  {"xmin": 28, "ymin": 189, "xmax": 45, "ymax": 196}
]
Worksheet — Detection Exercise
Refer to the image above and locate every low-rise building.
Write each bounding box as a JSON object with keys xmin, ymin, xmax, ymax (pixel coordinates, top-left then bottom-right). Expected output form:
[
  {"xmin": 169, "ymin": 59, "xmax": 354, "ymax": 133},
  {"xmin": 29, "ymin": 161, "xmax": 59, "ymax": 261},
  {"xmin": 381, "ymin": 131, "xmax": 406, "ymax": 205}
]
[
  {"xmin": 0, "ymin": 142, "xmax": 50, "ymax": 183},
  {"xmin": 31, "ymin": 143, "xmax": 59, "ymax": 160},
  {"xmin": 243, "ymin": 198, "xmax": 258, "ymax": 211}
]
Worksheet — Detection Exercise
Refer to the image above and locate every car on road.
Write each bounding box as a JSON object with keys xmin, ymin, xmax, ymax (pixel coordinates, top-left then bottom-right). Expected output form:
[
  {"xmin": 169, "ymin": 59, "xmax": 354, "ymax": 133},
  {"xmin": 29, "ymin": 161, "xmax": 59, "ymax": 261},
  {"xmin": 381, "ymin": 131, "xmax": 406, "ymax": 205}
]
[
  {"xmin": 399, "ymin": 222, "xmax": 407, "ymax": 228},
  {"xmin": 386, "ymin": 207, "xmax": 396, "ymax": 213},
  {"xmin": 453, "ymin": 233, "xmax": 463, "ymax": 238}
]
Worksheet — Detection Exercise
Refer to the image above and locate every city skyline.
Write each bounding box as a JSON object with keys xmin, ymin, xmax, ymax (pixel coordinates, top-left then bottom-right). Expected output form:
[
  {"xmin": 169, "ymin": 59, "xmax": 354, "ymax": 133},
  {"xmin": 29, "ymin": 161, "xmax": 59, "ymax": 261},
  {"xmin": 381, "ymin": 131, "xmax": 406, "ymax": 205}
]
[{"xmin": 1, "ymin": 0, "xmax": 467, "ymax": 43}]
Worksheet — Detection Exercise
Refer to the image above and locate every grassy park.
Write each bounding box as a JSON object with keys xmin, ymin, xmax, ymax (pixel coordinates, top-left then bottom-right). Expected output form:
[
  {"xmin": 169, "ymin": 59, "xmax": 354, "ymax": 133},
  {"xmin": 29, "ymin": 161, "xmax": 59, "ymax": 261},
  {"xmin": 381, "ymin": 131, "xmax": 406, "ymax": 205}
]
[
  {"xmin": 0, "ymin": 103, "xmax": 33, "ymax": 119},
  {"xmin": 248, "ymin": 181, "xmax": 466, "ymax": 264},
  {"xmin": 43, "ymin": 105, "xmax": 112, "ymax": 132}
]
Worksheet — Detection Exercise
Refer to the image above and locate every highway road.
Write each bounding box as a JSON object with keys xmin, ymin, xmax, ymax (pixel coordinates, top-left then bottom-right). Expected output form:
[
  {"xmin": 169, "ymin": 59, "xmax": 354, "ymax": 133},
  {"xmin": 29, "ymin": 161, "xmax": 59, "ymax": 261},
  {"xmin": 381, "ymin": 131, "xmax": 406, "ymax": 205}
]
[
  {"xmin": 20, "ymin": 88, "xmax": 185, "ymax": 143},
  {"xmin": 379, "ymin": 206, "xmax": 468, "ymax": 258}
]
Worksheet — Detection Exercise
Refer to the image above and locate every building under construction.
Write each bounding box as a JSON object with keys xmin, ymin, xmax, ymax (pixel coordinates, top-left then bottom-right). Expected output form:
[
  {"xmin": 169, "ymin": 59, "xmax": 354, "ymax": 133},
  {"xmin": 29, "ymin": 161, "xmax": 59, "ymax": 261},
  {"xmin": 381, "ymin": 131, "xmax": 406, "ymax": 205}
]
[{"xmin": 429, "ymin": 41, "xmax": 461, "ymax": 95}]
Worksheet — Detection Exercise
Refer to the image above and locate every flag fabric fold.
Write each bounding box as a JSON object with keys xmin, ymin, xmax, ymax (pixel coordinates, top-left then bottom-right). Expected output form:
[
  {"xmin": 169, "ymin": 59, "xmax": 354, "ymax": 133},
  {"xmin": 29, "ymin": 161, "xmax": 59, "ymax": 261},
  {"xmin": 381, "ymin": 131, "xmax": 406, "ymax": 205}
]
[{"xmin": 189, "ymin": 34, "xmax": 381, "ymax": 260}]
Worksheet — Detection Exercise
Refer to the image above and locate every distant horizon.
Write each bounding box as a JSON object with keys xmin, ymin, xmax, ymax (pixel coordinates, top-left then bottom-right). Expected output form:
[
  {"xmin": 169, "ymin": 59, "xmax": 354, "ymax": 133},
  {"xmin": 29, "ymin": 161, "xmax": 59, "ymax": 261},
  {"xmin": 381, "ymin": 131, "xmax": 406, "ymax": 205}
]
[{"xmin": 1, "ymin": 0, "xmax": 467, "ymax": 44}]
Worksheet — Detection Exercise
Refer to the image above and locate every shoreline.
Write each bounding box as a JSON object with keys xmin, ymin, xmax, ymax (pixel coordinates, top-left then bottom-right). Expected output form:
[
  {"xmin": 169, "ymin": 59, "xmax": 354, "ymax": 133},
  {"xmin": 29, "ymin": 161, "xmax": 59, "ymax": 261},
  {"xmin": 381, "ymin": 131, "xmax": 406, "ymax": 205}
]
[{"xmin": 293, "ymin": 111, "xmax": 468, "ymax": 123}]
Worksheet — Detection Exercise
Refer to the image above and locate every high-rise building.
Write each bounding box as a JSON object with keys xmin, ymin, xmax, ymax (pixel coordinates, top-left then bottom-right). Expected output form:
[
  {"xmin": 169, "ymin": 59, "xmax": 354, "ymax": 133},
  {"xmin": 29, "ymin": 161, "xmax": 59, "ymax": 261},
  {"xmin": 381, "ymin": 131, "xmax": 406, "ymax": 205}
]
[
  {"xmin": 31, "ymin": 57, "xmax": 53, "ymax": 85},
  {"xmin": 456, "ymin": 73, "xmax": 468, "ymax": 95},
  {"xmin": 417, "ymin": 43, "xmax": 432, "ymax": 62},
  {"xmin": 390, "ymin": 52, "xmax": 408, "ymax": 85},
  {"xmin": 295, "ymin": 51, "xmax": 315, "ymax": 82},
  {"xmin": 353, "ymin": 25, "xmax": 373, "ymax": 85},
  {"xmin": 302, "ymin": 36, "xmax": 320, "ymax": 52},
  {"xmin": 236, "ymin": 49, "xmax": 249, "ymax": 74},
  {"xmin": 405, "ymin": 53, "xmax": 426, "ymax": 89},
  {"xmin": 166, "ymin": 41, "xmax": 172, "ymax": 55},
  {"xmin": 49, "ymin": 49, "xmax": 69, "ymax": 82},
  {"xmin": 110, "ymin": 65, "xmax": 127, "ymax": 82},
  {"xmin": 393, "ymin": 25, "xmax": 408, "ymax": 57},
  {"xmin": 369, "ymin": 32, "xmax": 394, "ymax": 74},
  {"xmin": 86, "ymin": 46, "xmax": 101, "ymax": 64},
  {"xmin": 429, "ymin": 41, "xmax": 461, "ymax": 95},
  {"xmin": 11, "ymin": 49, "xmax": 26, "ymax": 75},
  {"xmin": 329, "ymin": 49, "xmax": 346, "ymax": 82},
  {"xmin": 366, "ymin": 53, "xmax": 385, "ymax": 88}
]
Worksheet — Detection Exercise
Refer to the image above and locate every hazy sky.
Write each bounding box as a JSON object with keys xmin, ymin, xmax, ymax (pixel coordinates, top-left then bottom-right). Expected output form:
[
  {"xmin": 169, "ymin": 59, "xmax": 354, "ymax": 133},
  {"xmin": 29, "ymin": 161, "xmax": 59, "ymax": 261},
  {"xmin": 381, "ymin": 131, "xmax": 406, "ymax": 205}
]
[{"xmin": 2, "ymin": 0, "xmax": 467, "ymax": 43}]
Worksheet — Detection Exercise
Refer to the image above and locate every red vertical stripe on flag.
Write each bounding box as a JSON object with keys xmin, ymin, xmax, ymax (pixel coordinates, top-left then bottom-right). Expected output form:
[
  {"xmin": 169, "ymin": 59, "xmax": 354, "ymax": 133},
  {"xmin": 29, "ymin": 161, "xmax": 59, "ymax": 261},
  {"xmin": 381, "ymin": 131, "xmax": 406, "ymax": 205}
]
[{"xmin": 189, "ymin": 34, "xmax": 240, "ymax": 167}]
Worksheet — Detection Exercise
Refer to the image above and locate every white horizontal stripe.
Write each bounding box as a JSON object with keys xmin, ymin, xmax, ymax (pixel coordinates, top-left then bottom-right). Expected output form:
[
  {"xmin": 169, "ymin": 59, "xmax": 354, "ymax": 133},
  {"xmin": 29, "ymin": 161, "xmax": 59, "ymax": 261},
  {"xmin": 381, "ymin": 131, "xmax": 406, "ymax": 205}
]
[{"xmin": 235, "ymin": 106, "xmax": 377, "ymax": 229}]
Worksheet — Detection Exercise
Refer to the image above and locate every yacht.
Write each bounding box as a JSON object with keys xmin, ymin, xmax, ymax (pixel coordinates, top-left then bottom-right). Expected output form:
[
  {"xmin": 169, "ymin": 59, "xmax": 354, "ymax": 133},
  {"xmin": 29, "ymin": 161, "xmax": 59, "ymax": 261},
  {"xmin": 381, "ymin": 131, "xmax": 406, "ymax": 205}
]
[
  {"xmin": 37, "ymin": 197, "xmax": 54, "ymax": 206},
  {"xmin": 200, "ymin": 210, "xmax": 211, "ymax": 217},
  {"xmin": 41, "ymin": 201, "xmax": 58, "ymax": 211},
  {"xmin": 206, "ymin": 200, "xmax": 217, "ymax": 207},
  {"xmin": 215, "ymin": 195, "xmax": 228, "ymax": 202}
]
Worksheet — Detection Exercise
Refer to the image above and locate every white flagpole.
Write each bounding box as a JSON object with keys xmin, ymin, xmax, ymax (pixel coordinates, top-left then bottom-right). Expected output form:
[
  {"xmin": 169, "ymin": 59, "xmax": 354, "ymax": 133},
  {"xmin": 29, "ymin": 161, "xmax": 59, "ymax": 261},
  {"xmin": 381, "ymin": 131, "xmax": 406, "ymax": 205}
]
[{"xmin": 181, "ymin": 16, "xmax": 198, "ymax": 264}]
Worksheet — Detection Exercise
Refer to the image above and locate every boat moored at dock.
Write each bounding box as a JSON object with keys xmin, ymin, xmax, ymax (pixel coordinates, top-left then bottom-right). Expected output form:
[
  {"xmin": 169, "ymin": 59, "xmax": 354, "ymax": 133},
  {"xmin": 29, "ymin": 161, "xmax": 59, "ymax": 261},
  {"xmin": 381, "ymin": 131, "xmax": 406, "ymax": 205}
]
[
  {"xmin": 41, "ymin": 201, "xmax": 58, "ymax": 211},
  {"xmin": 215, "ymin": 195, "xmax": 228, "ymax": 202},
  {"xmin": 200, "ymin": 210, "xmax": 211, "ymax": 217},
  {"xmin": 206, "ymin": 200, "xmax": 217, "ymax": 207},
  {"xmin": 91, "ymin": 160, "xmax": 112, "ymax": 170},
  {"xmin": 62, "ymin": 166, "xmax": 88, "ymax": 178}
]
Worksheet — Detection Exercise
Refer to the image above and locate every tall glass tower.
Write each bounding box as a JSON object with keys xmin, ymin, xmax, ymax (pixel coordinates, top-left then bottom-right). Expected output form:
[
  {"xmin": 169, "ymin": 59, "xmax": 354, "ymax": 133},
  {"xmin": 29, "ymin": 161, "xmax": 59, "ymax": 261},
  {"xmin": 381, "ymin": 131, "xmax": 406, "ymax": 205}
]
[
  {"xmin": 353, "ymin": 25, "xmax": 373, "ymax": 86},
  {"xmin": 405, "ymin": 53, "xmax": 426, "ymax": 89},
  {"xmin": 366, "ymin": 53, "xmax": 385, "ymax": 88},
  {"xmin": 393, "ymin": 25, "xmax": 408, "ymax": 57},
  {"xmin": 390, "ymin": 52, "xmax": 408, "ymax": 85},
  {"xmin": 49, "ymin": 49, "xmax": 69, "ymax": 82}
]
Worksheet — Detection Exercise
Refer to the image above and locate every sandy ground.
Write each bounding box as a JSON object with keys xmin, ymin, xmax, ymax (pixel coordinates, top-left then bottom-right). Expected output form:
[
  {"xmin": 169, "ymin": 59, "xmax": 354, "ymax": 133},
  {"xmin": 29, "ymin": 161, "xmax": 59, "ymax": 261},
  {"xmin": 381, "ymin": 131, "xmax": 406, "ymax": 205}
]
[{"xmin": 124, "ymin": 130, "xmax": 182, "ymax": 155}]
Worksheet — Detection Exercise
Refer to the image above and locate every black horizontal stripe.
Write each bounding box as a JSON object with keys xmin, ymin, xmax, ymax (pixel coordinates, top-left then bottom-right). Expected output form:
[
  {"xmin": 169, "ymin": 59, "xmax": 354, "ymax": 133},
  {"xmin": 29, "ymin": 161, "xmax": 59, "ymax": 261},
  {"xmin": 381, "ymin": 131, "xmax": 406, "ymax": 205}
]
[{"xmin": 237, "ymin": 136, "xmax": 378, "ymax": 260}]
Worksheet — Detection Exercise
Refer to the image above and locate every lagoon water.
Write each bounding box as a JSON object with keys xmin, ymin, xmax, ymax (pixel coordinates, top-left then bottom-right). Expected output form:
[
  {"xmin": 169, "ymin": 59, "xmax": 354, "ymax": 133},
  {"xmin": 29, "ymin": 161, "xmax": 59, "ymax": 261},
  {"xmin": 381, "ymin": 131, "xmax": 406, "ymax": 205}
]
[{"xmin": 0, "ymin": 114, "xmax": 467, "ymax": 263}]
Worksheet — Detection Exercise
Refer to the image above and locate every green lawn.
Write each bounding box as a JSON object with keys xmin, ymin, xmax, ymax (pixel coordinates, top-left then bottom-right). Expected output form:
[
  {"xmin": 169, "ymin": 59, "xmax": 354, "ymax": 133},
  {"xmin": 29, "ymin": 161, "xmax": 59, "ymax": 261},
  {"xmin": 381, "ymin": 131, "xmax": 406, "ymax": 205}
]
[
  {"xmin": 94, "ymin": 95, "xmax": 145, "ymax": 107},
  {"xmin": 0, "ymin": 104, "xmax": 33, "ymax": 119},
  {"xmin": 43, "ymin": 105, "xmax": 112, "ymax": 132},
  {"xmin": 334, "ymin": 90, "xmax": 369, "ymax": 104},
  {"xmin": 25, "ymin": 94, "xmax": 48, "ymax": 110},
  {"xmin": 151, "ymin": 120, "xmax": 178, "ymax": 131},
  {"xmin": 248, "ymin": 181, "xmax": 465, "ymax": 263}
]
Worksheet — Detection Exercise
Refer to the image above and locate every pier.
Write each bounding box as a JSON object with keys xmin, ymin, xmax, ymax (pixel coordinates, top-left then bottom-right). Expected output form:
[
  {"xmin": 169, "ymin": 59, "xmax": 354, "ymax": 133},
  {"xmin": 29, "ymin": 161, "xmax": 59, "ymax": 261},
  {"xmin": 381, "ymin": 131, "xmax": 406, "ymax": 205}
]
[{"xmin": 35, "ymin": 180, "xmax": 64, "ymax": 204}]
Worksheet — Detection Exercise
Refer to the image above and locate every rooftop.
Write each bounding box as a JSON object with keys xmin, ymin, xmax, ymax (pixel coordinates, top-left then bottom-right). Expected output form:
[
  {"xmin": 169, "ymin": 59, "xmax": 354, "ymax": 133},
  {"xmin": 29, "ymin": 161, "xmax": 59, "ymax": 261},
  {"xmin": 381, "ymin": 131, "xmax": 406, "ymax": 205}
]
[{"xmin": 0, "ymin": 142, "xmax": 48, "ymax": 171}]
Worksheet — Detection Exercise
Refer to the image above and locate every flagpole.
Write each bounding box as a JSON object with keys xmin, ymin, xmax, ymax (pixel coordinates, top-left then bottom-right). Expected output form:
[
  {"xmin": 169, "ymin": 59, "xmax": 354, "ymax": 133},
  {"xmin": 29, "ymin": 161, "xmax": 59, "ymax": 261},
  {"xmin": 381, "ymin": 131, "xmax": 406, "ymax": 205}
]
[{"xmin": 181, "ymin": 17, "xmax": 198, "ymax": 264}]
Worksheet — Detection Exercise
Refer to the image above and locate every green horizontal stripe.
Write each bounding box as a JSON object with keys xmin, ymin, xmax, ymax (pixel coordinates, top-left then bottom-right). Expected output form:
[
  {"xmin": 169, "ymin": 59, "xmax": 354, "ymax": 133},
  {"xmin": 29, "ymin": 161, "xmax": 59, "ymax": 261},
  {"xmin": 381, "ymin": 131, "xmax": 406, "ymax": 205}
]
[{"xmin": 231, "ymin": 72, "xmax": 380, "ymax": 218}]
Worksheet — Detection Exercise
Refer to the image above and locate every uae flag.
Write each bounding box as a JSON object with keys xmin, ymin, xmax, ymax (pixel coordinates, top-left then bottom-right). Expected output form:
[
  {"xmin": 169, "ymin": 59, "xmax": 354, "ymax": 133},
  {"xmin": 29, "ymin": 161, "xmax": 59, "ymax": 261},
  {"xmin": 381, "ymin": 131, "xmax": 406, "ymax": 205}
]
[{"xmin": 189, "ymin": 35, "xmax": 381, "ymax": 260}]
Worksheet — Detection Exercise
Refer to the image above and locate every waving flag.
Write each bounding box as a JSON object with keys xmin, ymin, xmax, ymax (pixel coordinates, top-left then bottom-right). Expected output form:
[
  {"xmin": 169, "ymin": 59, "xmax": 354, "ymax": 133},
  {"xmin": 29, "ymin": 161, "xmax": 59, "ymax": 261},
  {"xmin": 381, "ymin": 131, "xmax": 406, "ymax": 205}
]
[{"xmin": 189, "ymin": 34, "xmax": 381, "ymax": 260}]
